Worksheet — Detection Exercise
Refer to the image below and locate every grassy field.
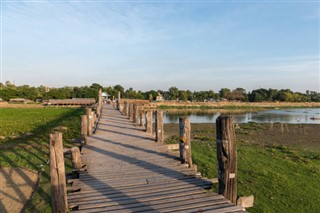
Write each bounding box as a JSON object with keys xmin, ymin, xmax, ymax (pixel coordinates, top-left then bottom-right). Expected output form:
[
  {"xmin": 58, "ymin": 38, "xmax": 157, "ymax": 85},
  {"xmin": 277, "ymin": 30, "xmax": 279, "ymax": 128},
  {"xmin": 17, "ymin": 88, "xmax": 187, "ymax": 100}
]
[
  {"xmin": 0, "ymin": 107, "xmax": 84, "ymax": 212},
  {"xmin": 1, "ymin": 107, "xmax": 319, "ymax": 212},
  {"xmin": 165, "ymin": 123, "xmax": 320, "ymax": 213}
]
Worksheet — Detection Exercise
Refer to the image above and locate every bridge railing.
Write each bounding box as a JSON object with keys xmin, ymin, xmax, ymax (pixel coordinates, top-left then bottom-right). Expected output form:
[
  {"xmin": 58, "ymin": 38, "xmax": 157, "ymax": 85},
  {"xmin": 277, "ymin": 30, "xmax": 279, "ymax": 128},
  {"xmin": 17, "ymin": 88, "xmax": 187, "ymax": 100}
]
[{"xmin": 49, "ymin": 89, "xmax": 103, "ymax": 212}]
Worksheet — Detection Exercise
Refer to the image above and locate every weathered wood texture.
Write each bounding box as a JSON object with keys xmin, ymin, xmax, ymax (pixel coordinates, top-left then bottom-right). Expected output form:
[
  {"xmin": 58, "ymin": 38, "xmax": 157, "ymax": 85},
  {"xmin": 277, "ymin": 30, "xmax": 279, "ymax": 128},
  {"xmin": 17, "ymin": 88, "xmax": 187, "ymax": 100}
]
[
  {"xmin": 146, "ymin": 110, "xmax": 153, "ymax": 134},
  {"xmin": 128, "ymin": 104, "xmax": 133, "ymax": 120},
  {"xmin": 123, "ymin": 101, "xmax": 128, "ymax": 115},
  {"xmin": 155, "ymin": 110, "xmax": 164, "ymax": 143},
  {"xmin": 67, "ymin": 104, "xmax": 246, "ymax": 212},
  {"xmin": 91, "ymin": 112, "xmax": 95, "ymax": 133},
  {"xmin": 96, "ymin": 89, "xmax": 102, "ymax": 117},
  {"xmin": 139, "ymin": 110, "xmax": 145, "ymax": 127},
  {"xmin": 71, "ymin": 147, "xmax": 82, "ymax": 170},
  {"xmin": 86, "ymin": 108, "xmax": 93, "ymax": 136},
  {"xmin": 133, "ymin": 104, "xmax": 139, "ymax": 124},
  {"xmin": 216, "ymin": 116, "xmax": 237, "ymax": 204},
  {"xmin": 179, "ymin": 117, "xmax": 192, "ymax": 167},
  {"xmin": 80, "ymin": 115, "xmax": 88, "ymax": 144},
  {"xmin": 50, "ymin": 132, "xmax": 68, "ymax": 213},
  {"xmin": 117, "ymin": 91, "xmax": 121, "ymax": 111}
]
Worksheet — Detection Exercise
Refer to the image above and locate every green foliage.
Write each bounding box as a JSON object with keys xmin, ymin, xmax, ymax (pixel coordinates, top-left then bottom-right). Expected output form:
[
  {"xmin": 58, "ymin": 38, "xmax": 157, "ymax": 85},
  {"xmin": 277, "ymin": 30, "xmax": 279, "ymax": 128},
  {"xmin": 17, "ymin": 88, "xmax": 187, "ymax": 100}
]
[
  {"xmin": 0, "ymin": 82, "xmax": 102, "ymax": 101},
  {"xmin": 1, "ymin": 81, "xmax": 319, "ymax": 102}
]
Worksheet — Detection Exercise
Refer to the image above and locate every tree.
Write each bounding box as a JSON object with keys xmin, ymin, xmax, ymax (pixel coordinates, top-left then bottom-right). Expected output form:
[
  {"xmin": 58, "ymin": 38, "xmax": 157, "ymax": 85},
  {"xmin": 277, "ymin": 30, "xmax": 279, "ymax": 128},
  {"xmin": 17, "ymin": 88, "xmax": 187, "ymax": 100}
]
[
  {"xmin": 114, "ymin": 85, "xmax": 125, "ymax": 95},
  {"xmin": 219, "ymin": 88, "xmax": 231, "ymax": 99},
  {"xmin": 168, "ymin": 87, "xmax": 179, "ymax": 100},
  {"xmin": 178, "ymin": 90, "xmax": 188, "ymax": 101}
]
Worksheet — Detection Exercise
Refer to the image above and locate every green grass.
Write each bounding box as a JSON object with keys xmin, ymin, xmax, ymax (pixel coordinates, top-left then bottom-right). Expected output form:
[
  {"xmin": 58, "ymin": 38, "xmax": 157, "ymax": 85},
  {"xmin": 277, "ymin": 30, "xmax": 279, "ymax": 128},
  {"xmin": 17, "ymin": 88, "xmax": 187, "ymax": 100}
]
[
  {"xmin": 0, "ymin": 107, "xmax": 84, "ymax": 212},
  {"xmin": 166, "ymin": 137, "xmax": 320, "ymax": 212}
]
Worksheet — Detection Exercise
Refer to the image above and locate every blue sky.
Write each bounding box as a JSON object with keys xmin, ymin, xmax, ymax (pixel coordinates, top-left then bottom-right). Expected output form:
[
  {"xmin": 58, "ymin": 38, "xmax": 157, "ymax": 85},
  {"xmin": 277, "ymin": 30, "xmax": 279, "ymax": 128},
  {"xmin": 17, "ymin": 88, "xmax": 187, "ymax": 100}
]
[{"xmin": 1, "ymin": 1, "xmax": 319, "ymax": 92}]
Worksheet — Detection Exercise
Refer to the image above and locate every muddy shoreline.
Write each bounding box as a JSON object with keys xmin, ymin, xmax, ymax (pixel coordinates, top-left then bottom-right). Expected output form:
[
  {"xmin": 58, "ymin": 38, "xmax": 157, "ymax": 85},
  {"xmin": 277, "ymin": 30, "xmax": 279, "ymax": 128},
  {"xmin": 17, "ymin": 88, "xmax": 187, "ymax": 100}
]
[{"xmin": 164, "ymin": 123, "xmax": 320, "ymax": 151}]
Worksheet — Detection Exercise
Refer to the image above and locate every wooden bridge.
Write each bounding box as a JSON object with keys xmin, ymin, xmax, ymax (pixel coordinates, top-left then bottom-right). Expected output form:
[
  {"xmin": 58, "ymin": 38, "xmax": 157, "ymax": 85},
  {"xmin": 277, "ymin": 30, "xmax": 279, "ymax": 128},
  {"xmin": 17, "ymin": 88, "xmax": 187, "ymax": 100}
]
[{"xmin": 65, "ymin": 104, "xmax": 247, "ymax": 212}]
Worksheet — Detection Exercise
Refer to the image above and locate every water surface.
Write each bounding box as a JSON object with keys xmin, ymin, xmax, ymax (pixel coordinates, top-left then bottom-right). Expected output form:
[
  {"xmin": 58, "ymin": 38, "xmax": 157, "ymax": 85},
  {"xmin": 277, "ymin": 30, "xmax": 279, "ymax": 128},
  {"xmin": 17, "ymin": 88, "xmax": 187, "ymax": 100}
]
[{"xmin": 164, "ymin": 108, "xmax": 320, "ymax": 124}]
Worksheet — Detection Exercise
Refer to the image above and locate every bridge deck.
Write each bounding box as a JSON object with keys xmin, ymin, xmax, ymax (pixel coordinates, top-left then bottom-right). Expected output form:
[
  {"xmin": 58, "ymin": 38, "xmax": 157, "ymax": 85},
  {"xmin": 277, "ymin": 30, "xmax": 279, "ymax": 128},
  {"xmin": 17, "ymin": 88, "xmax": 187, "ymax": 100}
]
[{"xmin": 68, "ymin": 104, "xmax": 246, "ymax": 212}]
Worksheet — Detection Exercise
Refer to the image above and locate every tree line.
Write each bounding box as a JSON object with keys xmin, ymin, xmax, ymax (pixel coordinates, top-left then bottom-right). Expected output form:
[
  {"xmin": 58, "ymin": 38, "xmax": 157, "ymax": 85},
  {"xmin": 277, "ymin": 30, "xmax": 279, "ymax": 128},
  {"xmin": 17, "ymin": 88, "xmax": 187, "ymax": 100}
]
[{"xmin": 0, "ymin": 81, "xmax": 319, "ymax": 102}]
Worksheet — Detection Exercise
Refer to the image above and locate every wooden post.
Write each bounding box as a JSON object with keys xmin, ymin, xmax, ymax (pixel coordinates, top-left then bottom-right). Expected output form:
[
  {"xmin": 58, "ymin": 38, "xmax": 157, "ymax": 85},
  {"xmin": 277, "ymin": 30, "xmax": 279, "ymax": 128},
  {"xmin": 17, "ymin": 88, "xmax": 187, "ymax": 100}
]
[
  {"xmin": 146, "ymin": 110, "xmax": 152, "ymax": 133},
  {"xmin": 129, "ymin": 104, "xmax": 134, "ymax": 120},
  {"xmin": 123, "ymin": 101, "xmax": 128, "ymax": 115},
  {"xmin": 97, "ymin": 89, "xmax": 102, "ymax": 118},
  {"xmin": 91, "ymin": 111, "xmax": 95, "ymax": 134},
  {"xmin": 93, "ymin": 112, "xmax": 97, "ymax": 132},
  {"xmin": 133, "ymin": 104, "xmax": 139, "ymax": 124},
  {"xmin": 125, "ymin": 102, "xmax": 129, "ymax": 116},
  {"xmin": 140, "ymin": 110, "xmax": 145, "ymax": 127},
  {"xmin": 86, "ymin": 108, "xmax": 93, "ymax": 136},
  {"xmin": 71, "ymin": 147, "xmax": 82, "ymax": 170},
  {"xmin": 179, "ymin": 117, "xmax": 192, "ymax": 167},
  {"xmin": 117, "ymin": 91, "xmax": 121, "ymax": 110},
  {"xmin": 81, "ymin": 115, "xmax": 88, "ymax": 144},
  {"xmin": 156, "ymin": 110, "xmax": 164, "ymax": 143},
  {"xmin": 127, "ymin": 103, "xmax": 131, "ymax": 119},
  {"xmin": 216, "ymin": 116, "xmax": 237, "ymax": 204},
  {"xmin": 49, "ymin": 132, "xmax": 68, "ymax": 213}
]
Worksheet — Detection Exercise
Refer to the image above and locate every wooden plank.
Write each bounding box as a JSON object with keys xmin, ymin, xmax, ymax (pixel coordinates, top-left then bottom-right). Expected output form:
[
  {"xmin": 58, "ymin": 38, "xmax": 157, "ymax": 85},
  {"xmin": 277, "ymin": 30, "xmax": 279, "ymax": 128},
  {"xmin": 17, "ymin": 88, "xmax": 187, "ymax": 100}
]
[
  {"xmin": 71, "ymin": 176, "xmax": 202, "ymax": 192},
  {"xmin": 111, "ymin": 197, "xmax": 229, "ymax": 213},
  {"xmin": 68, "ymin": 181, "xmax": 211, "ymax": 201},
  {"xmin": 68, "ymin": 178, "xmax": 211, "ymax": 197},
  {"xmin": 175, "ymin": 204, "xmax": 245, "ymax": 213},
  {"xmin": 69, "ymin": 186, "xmax": 214, "ymax": 209},
  {"xmin": 75, "ymin": 193, "xmax": 226, "ymax": 212}
]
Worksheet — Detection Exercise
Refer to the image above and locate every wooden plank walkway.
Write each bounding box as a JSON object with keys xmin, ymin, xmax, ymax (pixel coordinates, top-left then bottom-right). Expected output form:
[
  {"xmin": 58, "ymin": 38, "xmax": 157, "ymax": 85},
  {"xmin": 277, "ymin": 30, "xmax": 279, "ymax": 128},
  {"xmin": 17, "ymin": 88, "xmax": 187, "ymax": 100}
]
[{"xmin": 68, "ymin": 104, "xmax": 247, "ymax": 212}]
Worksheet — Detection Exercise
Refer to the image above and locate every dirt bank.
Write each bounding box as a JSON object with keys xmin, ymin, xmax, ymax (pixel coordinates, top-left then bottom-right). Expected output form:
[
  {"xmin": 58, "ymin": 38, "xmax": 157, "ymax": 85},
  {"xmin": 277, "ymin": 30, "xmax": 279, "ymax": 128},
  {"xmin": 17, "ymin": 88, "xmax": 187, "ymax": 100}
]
[
  {"xmin": 0, "ymin": 168, "xmax": 39, "ymax": 213},
  {"xmin": 164, "ymin": 123, "xmax": 320, "ymax": 151}
]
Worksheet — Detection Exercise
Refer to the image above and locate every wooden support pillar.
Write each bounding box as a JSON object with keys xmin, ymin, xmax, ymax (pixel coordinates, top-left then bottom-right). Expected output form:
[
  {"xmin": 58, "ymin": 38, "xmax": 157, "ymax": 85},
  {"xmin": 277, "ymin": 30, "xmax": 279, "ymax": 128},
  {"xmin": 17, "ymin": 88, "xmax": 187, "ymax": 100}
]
[
  {"xmin": 216, "ymin": 116, "xmax": 237, "ymax": 204},
  {"xmin": 49, "ymin": 132, "xmax": 68, "ymax": 213},
  {"xmin": 97, "ymin": 89, "xmax": 102, "ymax": 118},
  {"xmin": 117, "ymin": 91, "xmax": 121, "ymax": 110},
  {"xmin": 127, "ymin": 103, "xmax": 131, "ymax": 118},
  {"xmin": 133, "ymin": 104, "xmax": 139, "ymax": 124},
  {"xmin": 125, "ymin": 102, "xmax": 129, "ymax": 116},
  {"xmin": 155, "ymin": 110, "xmax": 164, "ymax": 143},
  {"xmin": 129, "ymin": 104, "xmax": 134, "ymax": 120},
  {"xmin": 81, "ymin": 115, "xmax": 88, "ymax": 144},
  {"xmin": 86, "ymin": 108, "xmax": 93, "ymax": 136},
  {"xmin": 123, "ymin": 101, "xmax": 127, "ymax": 115},
  {"xmin": 179, "ymin": 117, "xmax": 192, "ymax": 167},
  {"xmin": 146, "ymin": 110, "xmax": 152, "ymax": 133},
  {"xmin": 140, "ymin": 110, "xmax": 145, "ymax": 127},
  {"xmin": 93, "ymin": 112, "xmax": 97, "ymax": 132},
  {"xmin": 91, "ymin": 111, "xmax": 95, "ymax": 133},
  {"xmin": 71, "ymin": 147, "xmax": 82, "ymax": 170}
]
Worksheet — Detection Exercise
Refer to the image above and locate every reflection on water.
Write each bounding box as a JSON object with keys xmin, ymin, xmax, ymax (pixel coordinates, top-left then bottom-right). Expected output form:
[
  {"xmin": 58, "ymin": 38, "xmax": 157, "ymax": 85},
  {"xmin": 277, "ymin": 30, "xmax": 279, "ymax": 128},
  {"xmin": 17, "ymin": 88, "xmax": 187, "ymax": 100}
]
[{"xmin": 164, "ymin": 108, "xmax": 320, "ymax": 124}]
